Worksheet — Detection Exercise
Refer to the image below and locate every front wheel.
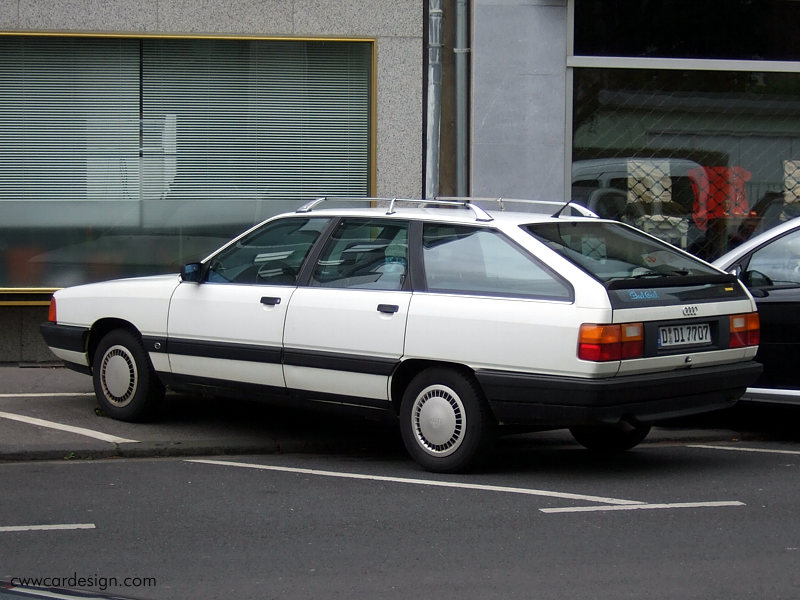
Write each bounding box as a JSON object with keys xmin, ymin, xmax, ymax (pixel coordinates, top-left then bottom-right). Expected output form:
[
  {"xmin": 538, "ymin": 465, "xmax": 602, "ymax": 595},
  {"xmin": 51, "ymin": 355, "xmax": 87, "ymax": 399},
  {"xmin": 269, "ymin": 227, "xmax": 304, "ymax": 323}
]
[
  {"xmin": 92, "ymin": 328, "xmax": 164, "ymax": 422},
  {"xmin": 569, "ymin": 422, "xmax": 651, "ymax": 452},
  {"xmin": 399, "ymin": 368, "xmax": 496, "ymax": 473}
]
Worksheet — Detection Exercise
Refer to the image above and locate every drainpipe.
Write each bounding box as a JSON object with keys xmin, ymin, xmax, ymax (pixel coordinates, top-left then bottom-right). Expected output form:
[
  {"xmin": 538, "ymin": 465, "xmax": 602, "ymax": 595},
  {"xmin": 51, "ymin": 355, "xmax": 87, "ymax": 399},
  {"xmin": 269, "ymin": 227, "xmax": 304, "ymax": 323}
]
[
  {"xmin": 425, "ymin": 0, "xmax": 443, "ymax": 199},
  {"xmin": 454, "ymin": 0, "xmax": 469, "ymax": 196}
]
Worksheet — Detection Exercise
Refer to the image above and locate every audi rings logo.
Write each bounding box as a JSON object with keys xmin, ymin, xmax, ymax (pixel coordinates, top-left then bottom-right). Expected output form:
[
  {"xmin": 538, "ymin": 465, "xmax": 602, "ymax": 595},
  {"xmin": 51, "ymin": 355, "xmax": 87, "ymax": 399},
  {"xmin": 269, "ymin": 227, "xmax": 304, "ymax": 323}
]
[{"xmin": 682, "ymin": 305, "xmax": 699, "ymax": 316}]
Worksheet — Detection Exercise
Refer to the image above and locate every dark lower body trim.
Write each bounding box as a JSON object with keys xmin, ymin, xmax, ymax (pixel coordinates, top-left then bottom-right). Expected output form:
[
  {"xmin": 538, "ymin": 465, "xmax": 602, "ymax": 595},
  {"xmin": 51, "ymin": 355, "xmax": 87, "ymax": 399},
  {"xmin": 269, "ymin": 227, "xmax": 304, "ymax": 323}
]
[
  {"xmin": 40, "ymin": 322, "xmax": 88, "ymax": 353},
  {"xmin": 476, "ymin": 361, "xmax": 763, "ymax": 427}
]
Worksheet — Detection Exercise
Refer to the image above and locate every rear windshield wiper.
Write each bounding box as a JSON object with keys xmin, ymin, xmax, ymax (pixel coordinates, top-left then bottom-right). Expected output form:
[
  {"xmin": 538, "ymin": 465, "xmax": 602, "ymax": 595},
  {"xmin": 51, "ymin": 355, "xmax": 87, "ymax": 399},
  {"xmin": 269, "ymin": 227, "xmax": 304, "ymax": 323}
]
[
  {"xmin": 632, "ymin": 269, "xmax": 690, "ymax": 279},
  {"xmin": 605, "ymin": 272, "xmax": 739, "ymax": 290}
]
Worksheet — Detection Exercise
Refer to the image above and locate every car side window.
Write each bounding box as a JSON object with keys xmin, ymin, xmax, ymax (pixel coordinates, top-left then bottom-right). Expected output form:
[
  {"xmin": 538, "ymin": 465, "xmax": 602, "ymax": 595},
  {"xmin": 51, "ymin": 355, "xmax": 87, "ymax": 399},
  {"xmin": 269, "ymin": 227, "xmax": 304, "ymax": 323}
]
[
  {"xmin": 422, "ymin": 223, "xmax": 572, "ymax": 300},
  {"xmin": 746, "ymin": 228, "xmax": 800, "ymax": 287},
  {"xmin": 310, "ymin": 219, "xmax": 409, "ymax": 290},
  {"xmin": 206, "ymin": 217, "xmax": 330, "ymax": 285}
]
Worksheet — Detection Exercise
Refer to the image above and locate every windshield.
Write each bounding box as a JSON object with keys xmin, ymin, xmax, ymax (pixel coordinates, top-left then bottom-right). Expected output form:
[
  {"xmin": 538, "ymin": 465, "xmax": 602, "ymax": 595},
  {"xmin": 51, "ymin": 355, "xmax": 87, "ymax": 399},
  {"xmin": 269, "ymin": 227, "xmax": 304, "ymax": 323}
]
[{"xmin": 523, "ymin": 221, "xmax": 720, "ymax": 284}]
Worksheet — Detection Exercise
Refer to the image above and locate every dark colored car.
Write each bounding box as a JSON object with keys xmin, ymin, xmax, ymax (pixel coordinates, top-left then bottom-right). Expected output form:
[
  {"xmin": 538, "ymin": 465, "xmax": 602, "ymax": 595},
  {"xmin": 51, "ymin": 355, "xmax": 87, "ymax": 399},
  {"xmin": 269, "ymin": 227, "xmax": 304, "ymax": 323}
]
[{"xmin": 713, "ymin": 216, "xmax": 800, "ymax": 405}]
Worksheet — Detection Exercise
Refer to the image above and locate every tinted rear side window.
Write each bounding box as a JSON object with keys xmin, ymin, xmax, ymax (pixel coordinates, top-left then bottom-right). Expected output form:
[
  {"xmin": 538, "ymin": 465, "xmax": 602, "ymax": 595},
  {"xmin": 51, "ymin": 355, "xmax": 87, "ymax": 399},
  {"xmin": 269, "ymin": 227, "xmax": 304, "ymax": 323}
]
[
  {"xmin": 422, "ymin": 223, "xmax": 572, "ymax": 300},
  {"xmin": 524, "ymin": 221, "xmax": 719, "ymax": 283}
]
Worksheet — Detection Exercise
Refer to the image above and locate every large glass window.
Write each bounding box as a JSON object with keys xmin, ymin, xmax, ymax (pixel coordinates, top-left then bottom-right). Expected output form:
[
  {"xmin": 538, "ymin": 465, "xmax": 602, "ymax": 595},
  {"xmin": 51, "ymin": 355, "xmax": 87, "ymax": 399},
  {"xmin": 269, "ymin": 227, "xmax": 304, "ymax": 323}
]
[
  {"xmin": 572, "ymin": 67, "xmax": 800, "ymax": 260},
  {"xmin": 0, "ymin": 36, "xmax": 372, "ymax": 288},
  {"xmin": 574, "ymin": 0, "xmax": 800, "ymax": 61}
]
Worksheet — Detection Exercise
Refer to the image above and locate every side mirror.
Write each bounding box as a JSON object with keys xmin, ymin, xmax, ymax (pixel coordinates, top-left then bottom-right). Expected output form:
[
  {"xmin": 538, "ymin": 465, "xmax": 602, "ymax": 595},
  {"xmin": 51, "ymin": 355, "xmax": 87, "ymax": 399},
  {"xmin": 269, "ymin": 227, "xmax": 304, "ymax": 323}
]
[{"xmin": 180, "ymin": 262, "xmax": 204, "ymax": 283}]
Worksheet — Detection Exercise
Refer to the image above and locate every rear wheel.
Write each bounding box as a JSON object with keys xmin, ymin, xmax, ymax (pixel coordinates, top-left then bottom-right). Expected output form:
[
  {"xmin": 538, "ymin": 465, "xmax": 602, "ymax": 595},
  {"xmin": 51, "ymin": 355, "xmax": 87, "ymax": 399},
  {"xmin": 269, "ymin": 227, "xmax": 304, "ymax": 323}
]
[
  {"xmin": 92, "ymin": 329, "xmax": 164, "ymax": 422},
  {"xmin": 569, "ymin": 422, "xmax": 651, "ymax": 452},
  {"xmin": 399, "ymin": 367, "xmax": 496, "ymax": 473}
]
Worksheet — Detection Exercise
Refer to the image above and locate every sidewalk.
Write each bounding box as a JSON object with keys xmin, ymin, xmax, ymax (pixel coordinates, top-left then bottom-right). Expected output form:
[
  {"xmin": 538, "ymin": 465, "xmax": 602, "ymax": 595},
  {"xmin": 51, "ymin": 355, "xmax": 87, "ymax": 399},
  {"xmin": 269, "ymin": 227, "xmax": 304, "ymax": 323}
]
[{"xmin": 0, "ymin": 365, "xmax": 743, "ymax": 463}]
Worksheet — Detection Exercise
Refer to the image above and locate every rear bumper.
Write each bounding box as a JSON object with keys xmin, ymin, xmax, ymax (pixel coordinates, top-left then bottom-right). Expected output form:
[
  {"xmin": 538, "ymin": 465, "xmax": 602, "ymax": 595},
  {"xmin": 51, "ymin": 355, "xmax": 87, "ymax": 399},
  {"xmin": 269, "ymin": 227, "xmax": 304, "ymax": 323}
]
[{"xmin": 476, "ymin": 361, "xmax": 763, "ymax": 427}]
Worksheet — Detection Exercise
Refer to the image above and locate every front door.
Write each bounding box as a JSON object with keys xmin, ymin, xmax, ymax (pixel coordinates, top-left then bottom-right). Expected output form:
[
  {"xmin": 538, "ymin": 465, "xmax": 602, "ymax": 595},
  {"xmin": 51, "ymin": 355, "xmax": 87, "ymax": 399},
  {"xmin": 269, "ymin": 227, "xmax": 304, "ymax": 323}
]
[{"xmin": 166, "ymin": 216, "xmax": 331, "ymax": 388}]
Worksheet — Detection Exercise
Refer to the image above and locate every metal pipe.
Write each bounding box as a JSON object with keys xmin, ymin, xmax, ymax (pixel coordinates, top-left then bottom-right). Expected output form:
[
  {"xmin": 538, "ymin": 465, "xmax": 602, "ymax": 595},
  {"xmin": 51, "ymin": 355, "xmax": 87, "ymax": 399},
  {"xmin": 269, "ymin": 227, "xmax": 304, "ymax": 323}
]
[
  {"xmin": 454, "ymin": 0, "xmax": 469, "ymax": 196},
  {"xmin": 425, "ymin": 0, "xmax": 443, "ymax": 199}
]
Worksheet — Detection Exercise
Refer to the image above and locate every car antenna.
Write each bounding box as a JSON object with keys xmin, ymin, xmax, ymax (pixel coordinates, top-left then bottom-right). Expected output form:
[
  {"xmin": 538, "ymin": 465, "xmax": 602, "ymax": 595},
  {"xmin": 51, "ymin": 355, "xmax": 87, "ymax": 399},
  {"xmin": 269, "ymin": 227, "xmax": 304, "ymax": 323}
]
[{"xmin": 551, "ymin": 198, "xmax": 575, "ymax": 218}]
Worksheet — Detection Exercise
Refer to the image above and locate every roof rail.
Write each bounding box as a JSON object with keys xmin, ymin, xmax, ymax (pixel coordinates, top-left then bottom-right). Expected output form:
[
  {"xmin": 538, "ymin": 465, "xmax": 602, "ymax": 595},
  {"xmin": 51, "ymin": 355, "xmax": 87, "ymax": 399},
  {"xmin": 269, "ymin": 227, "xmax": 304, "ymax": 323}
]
[
  {"xmin": 295, "ymin": 196, "xmax": 494, "ymax": 222},
  {"xmin": 435, "ymin": 196, "xmax": 597, "ymax": 218}
]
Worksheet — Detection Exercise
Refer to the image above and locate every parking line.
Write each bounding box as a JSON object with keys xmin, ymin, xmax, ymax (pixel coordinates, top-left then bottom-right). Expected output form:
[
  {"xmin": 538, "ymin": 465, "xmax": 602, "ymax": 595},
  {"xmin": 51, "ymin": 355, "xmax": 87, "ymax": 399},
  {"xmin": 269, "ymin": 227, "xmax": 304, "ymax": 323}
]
[
  {"xmin": 186, "ymin": 458, "xmax": 644, "ymax": 505},
  {"xmin": 0, "ymin": 523, "xmax": 96, "ymax": 533},
  {"xmin": 688, "ymin": 444, "xmax": 800, "ymax": 456},
  {"xmin": 0, "ymin": 411, "xmax": 138, "ymax": 444},
  {"xmin": 541, "ymin": 501, "xmax": 745, "ymax": 514}
]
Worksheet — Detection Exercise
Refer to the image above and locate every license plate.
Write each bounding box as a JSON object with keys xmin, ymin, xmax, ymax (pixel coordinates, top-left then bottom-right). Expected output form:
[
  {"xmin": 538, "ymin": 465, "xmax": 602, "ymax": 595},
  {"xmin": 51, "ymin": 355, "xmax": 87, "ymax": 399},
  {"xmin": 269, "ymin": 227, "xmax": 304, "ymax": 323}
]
[{"xmin": 658, "ymin": 323, "xmax": 711, "ymax": 348}]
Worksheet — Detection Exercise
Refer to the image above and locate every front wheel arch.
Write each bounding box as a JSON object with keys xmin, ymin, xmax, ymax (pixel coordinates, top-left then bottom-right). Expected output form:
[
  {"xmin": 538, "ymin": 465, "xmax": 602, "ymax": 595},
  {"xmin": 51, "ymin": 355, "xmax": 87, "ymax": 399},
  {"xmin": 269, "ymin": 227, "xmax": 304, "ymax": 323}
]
[{"xmin": 91, "ymin": 327, "xmax": 165, "ymax": 422}]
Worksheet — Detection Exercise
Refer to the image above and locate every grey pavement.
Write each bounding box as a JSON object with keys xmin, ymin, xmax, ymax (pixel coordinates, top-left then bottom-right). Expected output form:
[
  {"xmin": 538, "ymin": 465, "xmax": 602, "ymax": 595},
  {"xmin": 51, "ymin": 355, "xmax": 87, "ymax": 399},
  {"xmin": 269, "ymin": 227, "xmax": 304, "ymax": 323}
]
[{"xmin": 0, "ymin": 364, "xmax": 747, "ymax": 464}]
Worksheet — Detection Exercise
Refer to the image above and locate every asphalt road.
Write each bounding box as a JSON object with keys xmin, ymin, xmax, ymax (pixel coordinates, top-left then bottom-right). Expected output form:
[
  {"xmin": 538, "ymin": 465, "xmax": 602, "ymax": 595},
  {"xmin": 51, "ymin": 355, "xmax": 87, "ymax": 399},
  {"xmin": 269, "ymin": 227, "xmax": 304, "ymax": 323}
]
[
  {"xmin": 2, "ymin": 365, "xmax": 800, "ymax": 599},
  {"xmin": 2, "ymin": 444, "xmax": 800, "ymax": 600}
]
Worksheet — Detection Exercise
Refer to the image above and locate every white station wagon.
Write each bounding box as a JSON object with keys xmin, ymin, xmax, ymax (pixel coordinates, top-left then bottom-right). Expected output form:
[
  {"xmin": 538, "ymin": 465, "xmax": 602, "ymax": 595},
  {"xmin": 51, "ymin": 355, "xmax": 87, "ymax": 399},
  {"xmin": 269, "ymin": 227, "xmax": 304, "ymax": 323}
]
[{"xmin": 41, "ymin": 198, "xmax": 762, "ymax": 472}]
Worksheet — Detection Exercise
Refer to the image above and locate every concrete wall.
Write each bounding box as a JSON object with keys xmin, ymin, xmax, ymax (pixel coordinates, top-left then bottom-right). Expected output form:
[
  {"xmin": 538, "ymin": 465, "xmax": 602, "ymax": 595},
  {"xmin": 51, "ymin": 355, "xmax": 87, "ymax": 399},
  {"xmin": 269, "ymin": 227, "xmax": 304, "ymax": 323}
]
[
  {"xmin": 471, "ymin": 0, "xmax": 567, "ymax": 201},
  {"xmin": 0, "ymin": 0, "xmax": 424, "ymax": 362}
]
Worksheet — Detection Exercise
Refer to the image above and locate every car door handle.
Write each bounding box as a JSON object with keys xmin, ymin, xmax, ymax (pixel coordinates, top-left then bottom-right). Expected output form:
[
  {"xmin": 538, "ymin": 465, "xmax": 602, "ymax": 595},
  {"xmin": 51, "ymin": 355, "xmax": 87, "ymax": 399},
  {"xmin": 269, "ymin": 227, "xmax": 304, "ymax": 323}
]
[
  {"xmin": 377, "ymin": 304, "xmax": 399, "ymax": 314},
  {"xmin": 260, "ymin": 296, "xmax": 281, "ymax": 306}
]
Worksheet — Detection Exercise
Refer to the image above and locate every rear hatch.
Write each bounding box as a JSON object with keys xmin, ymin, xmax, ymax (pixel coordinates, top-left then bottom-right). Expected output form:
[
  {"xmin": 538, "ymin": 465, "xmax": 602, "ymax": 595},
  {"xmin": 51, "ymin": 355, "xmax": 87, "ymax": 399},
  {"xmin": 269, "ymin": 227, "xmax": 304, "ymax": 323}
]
[{"xmin": 524, "ymin": 220, "xmax": 759, "ymax": 375}]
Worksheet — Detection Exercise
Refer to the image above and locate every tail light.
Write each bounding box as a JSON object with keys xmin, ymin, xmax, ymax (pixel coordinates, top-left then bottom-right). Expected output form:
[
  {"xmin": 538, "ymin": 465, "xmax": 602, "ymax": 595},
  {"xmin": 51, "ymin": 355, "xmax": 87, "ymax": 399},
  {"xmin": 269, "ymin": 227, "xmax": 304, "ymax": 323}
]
[
  {"xmin": 729, "ymin": 312, "xmax": 760, "ymax": 348},
  {"xmin": 578, "ymin": 323, "xmax": 644, "ymax": 361},
  {"xmin": 47, "ymin": 297, "xmax": 57, "ymax": 323}
]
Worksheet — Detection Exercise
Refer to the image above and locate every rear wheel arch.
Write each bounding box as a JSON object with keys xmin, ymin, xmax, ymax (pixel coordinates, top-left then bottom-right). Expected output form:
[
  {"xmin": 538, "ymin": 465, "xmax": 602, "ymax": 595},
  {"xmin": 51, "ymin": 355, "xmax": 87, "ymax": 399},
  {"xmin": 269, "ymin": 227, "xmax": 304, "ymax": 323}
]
[
  {"xmin": 390, "ymin": 360, "xmax": 484, "ymax": 414},
  {"xmin": 398, "ymin": 364, "xmax": 497, "ymax": 472}
]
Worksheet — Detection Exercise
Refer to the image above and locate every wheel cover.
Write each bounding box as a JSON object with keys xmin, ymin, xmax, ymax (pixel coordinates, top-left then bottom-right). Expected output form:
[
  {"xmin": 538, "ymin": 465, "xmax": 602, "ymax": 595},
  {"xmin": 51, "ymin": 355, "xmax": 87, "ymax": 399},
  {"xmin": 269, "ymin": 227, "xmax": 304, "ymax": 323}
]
[
  {"xmin": 411, "ymin": 384, "xmax": 465, "ymax": 457},
  {"xmin": 99, "ymin": 344, "xmax": 138, "ymax": 407}
]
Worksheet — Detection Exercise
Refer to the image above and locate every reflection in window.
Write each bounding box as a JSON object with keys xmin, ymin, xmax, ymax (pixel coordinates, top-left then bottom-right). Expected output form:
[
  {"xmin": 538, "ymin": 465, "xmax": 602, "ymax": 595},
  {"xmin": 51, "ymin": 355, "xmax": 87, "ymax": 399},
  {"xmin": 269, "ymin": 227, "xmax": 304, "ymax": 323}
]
[
  {"xmin": 207, "ymin": 217, "xmax": 329, "ymax": 285},
  {"xmin": 422, "ymin": 224, "xmax": 572, "ymax": 300},
  {"xmin": 572, "ymin": 68, "xmax": 800, "ymax": 260},
  {"xmin": 747, "ymin": 229, "xmax": 800, "ymax": 286},
  {"xmin": 310, "ymin": 219, "xmax": 408, "ymax": 290}
]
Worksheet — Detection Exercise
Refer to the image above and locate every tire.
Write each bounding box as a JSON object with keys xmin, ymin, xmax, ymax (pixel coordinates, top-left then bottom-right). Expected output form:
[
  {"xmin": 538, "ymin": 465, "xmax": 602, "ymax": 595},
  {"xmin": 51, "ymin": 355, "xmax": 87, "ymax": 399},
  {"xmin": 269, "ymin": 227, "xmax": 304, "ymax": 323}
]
[
  {"xmin": 92, "ymin": 328, "xmax": 164, "ymax": 422},
  {"xmin": 569, "ymin": 422, "xmax": 651, "ymax": 452},
  {"xmin": 399, "ymin": 367, "xmax": 496, "ymax": 473}
]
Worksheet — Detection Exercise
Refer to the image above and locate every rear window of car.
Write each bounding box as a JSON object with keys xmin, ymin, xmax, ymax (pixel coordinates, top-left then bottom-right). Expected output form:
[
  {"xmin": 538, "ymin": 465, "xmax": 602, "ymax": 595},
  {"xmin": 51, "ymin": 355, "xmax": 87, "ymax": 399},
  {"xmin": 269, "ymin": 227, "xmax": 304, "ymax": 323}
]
[
  {"xmin": 523, "ymin": 221, "xmax": 720, "ymax": 283},
  {"xmin": 524, "ymin": 221, "xmax": 750, "ymax": 307}
]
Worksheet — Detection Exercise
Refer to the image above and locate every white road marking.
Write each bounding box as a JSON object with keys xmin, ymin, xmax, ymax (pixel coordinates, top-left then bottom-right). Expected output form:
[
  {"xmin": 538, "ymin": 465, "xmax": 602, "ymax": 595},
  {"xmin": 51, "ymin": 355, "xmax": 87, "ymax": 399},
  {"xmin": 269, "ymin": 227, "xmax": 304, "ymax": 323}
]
[
  {"xmin": 186, "ymin": 458, "xmax": 644, "ymax": 505},
  {"xmin": 0, "ymin": 411, "xmax": 139, "ymax": 444},
  {"xmin": 0, "ymin": 392, "xmax": 94, "ymax": 398},
  {"xmin": 0, "ymin": 523, "xmax": 96, "ymax": 533},
  {"xmin": 540, "ymin": 501, "xmax": 746, "ymax": 514},
  {"xmin": 689, "ymin": 444, "xmax": 800, "ymax": 456}
]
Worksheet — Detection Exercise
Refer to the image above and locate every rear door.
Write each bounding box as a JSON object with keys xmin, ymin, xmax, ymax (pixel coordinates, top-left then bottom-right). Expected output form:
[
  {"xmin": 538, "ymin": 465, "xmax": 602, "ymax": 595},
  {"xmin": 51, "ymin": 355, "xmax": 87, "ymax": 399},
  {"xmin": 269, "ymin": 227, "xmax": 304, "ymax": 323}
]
[{"xmin": 283, "ymin": 217, "xmax": 411, "ymax": 404}]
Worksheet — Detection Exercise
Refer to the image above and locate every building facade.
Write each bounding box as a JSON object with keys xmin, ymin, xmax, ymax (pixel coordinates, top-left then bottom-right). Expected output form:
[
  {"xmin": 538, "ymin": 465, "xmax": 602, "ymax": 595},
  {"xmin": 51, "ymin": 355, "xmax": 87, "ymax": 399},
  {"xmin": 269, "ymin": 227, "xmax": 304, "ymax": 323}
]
[
  {"xmin": 6, "ymin": 0, "xmax": 800, "ymax": 362},
  {"xmin": 0, "ymin": 0, "xmax": 424, "ymax": 361}
]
